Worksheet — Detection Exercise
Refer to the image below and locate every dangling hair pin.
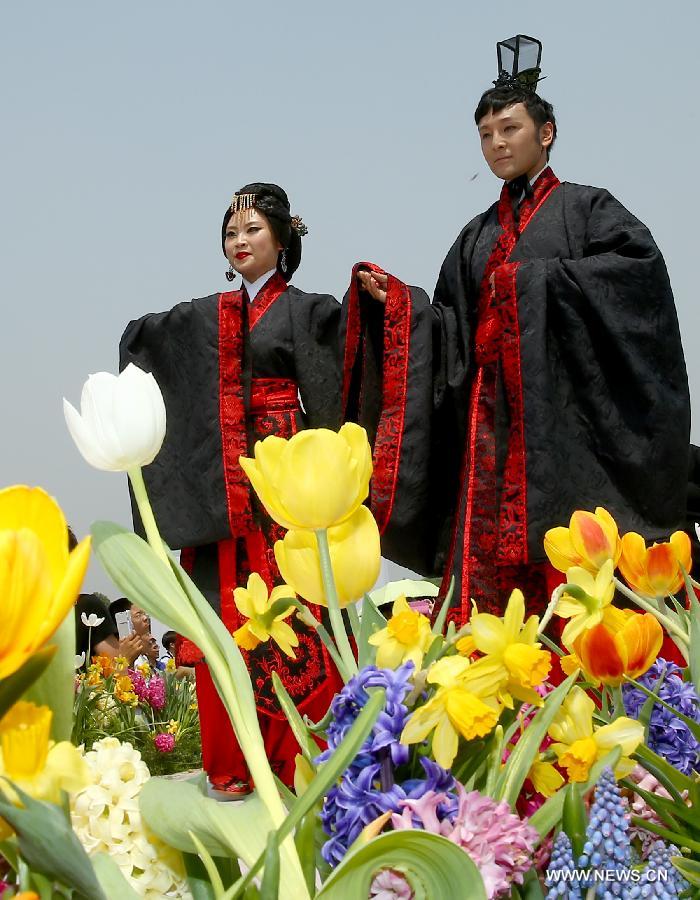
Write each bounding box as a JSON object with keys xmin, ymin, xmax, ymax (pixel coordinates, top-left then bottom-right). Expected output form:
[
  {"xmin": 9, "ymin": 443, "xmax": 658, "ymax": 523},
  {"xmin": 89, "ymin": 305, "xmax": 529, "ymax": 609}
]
[{"xmin": 230, "ymin": 192, "xmax": 257, "ymax": 214}]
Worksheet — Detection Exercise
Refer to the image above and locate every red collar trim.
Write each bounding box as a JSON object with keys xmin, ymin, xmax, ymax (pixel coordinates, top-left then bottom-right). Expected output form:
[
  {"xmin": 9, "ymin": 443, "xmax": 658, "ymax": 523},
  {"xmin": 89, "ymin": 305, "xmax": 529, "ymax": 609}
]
[{"xmin": 249, "ymin": 272, "xmax": 287, "ymax": 329}]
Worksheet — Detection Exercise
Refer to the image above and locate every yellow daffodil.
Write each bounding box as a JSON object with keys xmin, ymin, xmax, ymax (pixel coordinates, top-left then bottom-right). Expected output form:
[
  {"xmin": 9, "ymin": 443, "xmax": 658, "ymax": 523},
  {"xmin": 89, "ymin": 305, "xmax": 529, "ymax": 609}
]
[
  {"xmin": 0, "ymin": 486, "xmax": 91, "ymax": 680},
  {"xmin": 239, "ymin": 423, "xmax": 372, "ymax": 531},
  {"xmin": 561, "ymin": 608, "xmax": 662, "ymax": 686},
  {"xmin": 165, "ymin": 657, "xmax": 176, "ymax": 673},
  {"xmin": 137, "ymin": 661, "xmax": 151, "ymax": 678},
  {"xmin": 528, "ymin": 757, "xmax": 565, "ymax": 797},
  {"xmin": 555, "ymin": 559, "xmax": 615, "ymax": 647},
  {"xmin": 232, "ymin": 572, "xmax": 299, "ymax": 658},
  {"xmin": 618, "ymin": 530, "xmax": 692, "ymax": 597},
  {"xmin": 400, "ymin": 656, "xmax": 503, "ymax": 769},
  {"xmin": 274, "ymin": 505, "xmax": 380, "ymax": 608},
  {"xmin": 547, "ymin": 687, "xmax": 643, "ymax": 782},
  {"xmin": 0, "ymin": 702, "xmax": 90, "ymax": 838},
  {"xmin": 455, "ymin": 635, "xmax": 476, "ymax": 657},
  {"xmin": 544, "ymin": 507, "xmax": 621, "ymax": 574},
  {"xmin": 367, "ymin": 595, "xmax": 433, "ymax": 670},
  {"xmin": 470, "ymin": 589, "xmax": 551, "ymax": 707}
]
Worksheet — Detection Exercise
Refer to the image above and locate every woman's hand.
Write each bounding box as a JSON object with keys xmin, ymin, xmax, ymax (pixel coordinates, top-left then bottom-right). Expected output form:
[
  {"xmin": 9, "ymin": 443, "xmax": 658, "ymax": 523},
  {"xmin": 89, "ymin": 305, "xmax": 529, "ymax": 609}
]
[{"xmin": 357, "ymin": 269, "xmax": 388, "ymax": 304}]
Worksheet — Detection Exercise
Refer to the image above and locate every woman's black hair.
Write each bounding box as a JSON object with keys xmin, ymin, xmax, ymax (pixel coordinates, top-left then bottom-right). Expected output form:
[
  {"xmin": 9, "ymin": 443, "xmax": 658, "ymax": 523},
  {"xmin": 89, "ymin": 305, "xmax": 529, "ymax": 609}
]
[
  {"xmin": 474, "ymin": 87, "xmax": 557, "ymax": 158},
  {"xmin": 221, "ymin": 182, "xmax": 302, "ymax": 281}
]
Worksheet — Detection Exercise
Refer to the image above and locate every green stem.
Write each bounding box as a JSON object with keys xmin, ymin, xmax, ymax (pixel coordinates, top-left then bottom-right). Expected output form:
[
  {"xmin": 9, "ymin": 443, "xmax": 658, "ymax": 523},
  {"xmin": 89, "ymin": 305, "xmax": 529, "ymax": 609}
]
[
  {"xmin": 613, "ymin": 577, "xmax": 689, "ymax": 652},
  {"xmin": 610, "ymin": 684, "xmax": 625, "ymax": 720},
  {"xmin": 347, "ymin": 602, "xmax": 361, "ymax": 644},
  {"xmin": 315, "ymin": 529, "xmax": 358, "ymax": 680},
  {"xmin": 295, "ymin": 603, "xmax": 348, "ymax": 676},
  {"xmin": 128, "ymin": 467, "xmax": 169, "ymax": 565}
]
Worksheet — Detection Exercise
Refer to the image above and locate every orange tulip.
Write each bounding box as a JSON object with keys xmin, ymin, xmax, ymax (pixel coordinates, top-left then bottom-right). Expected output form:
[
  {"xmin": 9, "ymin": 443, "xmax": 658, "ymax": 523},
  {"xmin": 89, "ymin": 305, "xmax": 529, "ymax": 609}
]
[
  {"xmin": 618, "ymin": 531, "xmax": 691, "ymax": 597},
  {"xmin": 562, "ymin": 609, "xmax": 663, "ymax": 686},
  {"xmin": 544, "ymin": 507, "xmax": 621, "ymax": 574}
]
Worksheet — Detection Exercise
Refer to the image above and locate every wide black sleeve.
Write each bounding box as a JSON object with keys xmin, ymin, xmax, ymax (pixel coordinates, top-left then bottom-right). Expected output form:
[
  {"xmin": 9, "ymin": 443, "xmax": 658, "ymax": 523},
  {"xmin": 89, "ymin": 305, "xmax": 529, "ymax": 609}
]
[
  {"xmin": 288, "ymin": 289, "xmax": 345, "ymax": 430},
  {"xmin": 119, "ymin": 296, "xmax": 232, "ymax": 549},
  {"xmin": 514, "ymin": 186, "xmax": 690, "ymax": 550}
]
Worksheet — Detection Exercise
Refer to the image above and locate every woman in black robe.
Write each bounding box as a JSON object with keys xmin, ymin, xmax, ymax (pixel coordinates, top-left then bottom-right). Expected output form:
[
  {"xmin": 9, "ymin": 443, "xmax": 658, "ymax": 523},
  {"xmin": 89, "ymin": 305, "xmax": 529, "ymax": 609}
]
[
  {"xmin": 120, "ymin": 183, "xmax": 345, "ymax": 793},
  {"xmin": 344, "ymin": 56, "xmax": 690, "ymax": 624}
]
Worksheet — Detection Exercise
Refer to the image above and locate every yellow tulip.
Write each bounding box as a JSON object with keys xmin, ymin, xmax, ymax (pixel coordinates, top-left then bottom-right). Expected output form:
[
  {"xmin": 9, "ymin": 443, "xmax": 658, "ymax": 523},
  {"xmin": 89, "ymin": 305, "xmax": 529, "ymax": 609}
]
[
  {"xmin": 232, "ymin": 572, "xmax": 299, "ymax": 658},
  {"xmin": 618, "ymin": 530, "xmax": 692, "ymax": 597},
  {"xmin": 547, "ymin": 687, "xmax": 643, "ymax": 782},
  {"xmin": 239, "ymin": 423, "xmax": 372, "ymax": 531},
  {"xmin": 544, "ymin": 507, "xmax": 621, "ymax": 574},
  {"xmin": 0, "ymin": 486, "xmax": 91, "ymax": 680},
  {"xmin": 555, "ymin": 559, "xmax": 615, "ymax": 647},
  {"xmin": 470, "ymin": 589, "xmax": 551, "ymax": 707},
  {"xmin": 367, "ymin": 595, "xmax": 433, "ymax": 670},
  {"xmin": 400, "ymin": 656, "xmax": 503, "ymax": 769},
  {"xmin": 0, "ymin": 702, "xmax": 90, "ymax": 838},
  {"xmin": 274, "ymin": 505, "xmax": 380, "ymax": 608}
]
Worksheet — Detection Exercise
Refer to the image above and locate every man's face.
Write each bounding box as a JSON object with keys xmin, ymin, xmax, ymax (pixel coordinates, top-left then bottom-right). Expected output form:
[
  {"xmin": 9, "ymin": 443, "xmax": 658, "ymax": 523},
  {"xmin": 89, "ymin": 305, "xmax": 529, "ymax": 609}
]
[
  {"xmin": 477, "ymin": 103, "xmax": 553, "ymax": 182},
  {"xmin": 130, "ymin": 605, "xmax": 150, "ymax": 637}
]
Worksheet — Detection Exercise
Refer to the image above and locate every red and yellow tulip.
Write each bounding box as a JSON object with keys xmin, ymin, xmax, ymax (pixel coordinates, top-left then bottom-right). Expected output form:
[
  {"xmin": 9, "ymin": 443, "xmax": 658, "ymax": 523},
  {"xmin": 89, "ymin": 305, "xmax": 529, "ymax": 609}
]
[
  {"xmin": 618, "ymin": 530, "xmax": 691, "ymax": 597},
  {"xmin": 561, "ymin": 608, "xmax": 663, "ymax": 686},
  {"xmin": 544, "ymin": 507, "xmax": 621, "ymax": 574}
]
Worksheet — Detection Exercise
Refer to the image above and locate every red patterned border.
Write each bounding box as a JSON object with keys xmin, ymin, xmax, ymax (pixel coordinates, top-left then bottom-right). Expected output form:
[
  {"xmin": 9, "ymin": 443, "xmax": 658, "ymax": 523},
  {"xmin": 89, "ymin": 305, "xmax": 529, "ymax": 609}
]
[
  {"xmin": 370, "ymin": 274, "xmax": 412, "ymax": 534},
  {"xmin": 342, "ymin": 262, "xmax": 384, "ymax": 414},
  {"xmin": 218, "ymin": 291, "xmax": 254, "ymax": 534},
  {"xmin": 249, "ymin": 272, "xmax": 287, "ymax": 330}
]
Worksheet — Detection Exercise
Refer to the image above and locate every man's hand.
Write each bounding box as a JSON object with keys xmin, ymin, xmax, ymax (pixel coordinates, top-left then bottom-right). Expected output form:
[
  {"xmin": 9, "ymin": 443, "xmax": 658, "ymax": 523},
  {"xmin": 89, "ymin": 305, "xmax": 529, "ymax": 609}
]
[
  {"xmin": 119, "ymin": 633, "xmax": 147, "ymax": 664},
  {"xmin": 357, "ymin": 270, "xmax": 388, "ymax": 304}
]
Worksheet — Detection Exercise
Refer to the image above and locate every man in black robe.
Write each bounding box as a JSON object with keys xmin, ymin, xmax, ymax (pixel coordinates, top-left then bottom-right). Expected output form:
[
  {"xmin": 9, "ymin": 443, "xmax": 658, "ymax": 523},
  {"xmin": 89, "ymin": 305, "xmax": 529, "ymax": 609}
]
[{"xmin": 345, "ymin": 38, "xmax": 690, "ymax": 621}]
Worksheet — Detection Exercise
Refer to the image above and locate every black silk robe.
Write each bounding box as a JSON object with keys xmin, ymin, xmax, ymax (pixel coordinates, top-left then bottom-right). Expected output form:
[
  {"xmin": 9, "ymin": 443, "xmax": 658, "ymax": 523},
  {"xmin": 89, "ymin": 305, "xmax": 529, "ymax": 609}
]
[
  {"xmin": 343, "ymin": 168, "xmax": 690, "ymax": 620},
  {"xmin": 120, "ymin": 273, "xmax": 344, "ymax": 720}
]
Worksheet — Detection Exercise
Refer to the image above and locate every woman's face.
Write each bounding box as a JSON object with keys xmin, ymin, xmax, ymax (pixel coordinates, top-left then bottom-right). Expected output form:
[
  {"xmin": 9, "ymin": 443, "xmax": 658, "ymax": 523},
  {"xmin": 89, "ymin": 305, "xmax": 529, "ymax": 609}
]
[{"xmin": 224, "ymin": 209, "xmax": 283, "ymax": 283}]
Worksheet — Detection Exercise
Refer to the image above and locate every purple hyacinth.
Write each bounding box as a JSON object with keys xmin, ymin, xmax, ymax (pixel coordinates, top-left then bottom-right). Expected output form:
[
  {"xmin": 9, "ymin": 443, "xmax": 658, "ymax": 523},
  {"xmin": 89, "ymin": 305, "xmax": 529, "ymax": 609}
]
[
  {"xmin": 146, "ymin": 675, "xmax": 166, "ymax": 711},
  {"xmin": 318, "ymin": 661, "xmax": 415, "ymax": 769},
  {"xmin": 623, "ymin": 658, "xmax": 700, "ymax": 775},
  {"xmin": 321, "ymin": 757, "xmax": 457, "ymax": 867}
]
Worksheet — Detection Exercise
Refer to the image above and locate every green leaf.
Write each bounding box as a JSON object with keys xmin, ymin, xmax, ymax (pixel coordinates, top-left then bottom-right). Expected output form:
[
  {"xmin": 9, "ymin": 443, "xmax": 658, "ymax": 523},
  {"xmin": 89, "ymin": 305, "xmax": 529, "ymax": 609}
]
[
  {"xmin": 272, "ymin": 672, "xmax": 322, "ymax": 764},
  {"xmin": 368, "ymin": 579, "xmax": 439, "ymax": 606},
  {"xmin": 0, "ymin": 646, "xmax": 56, "ymax": 720},
  {"xmin": 431, "ymin": 576, "xmax": 454, "ymax": 637},
  {"xmin": 189, "ymin": 830, "xmax": 226, "ymax": 895},
  {"xmin": 0, "ymin": 788, "xmax": 106, "ymax": 900},
  {"xmin": 634, "ymin": 746, "xmax": 695, "ymax": 800},
  {"xmin": 139, "ymin": 776, "xmax": 276, "ymax": 867},
  {"xmin": 24, "ymin": 612, "xmax": 75, "ymax": 741},
  {"xmin": 315, "ymin": 831, "xmax": 487, "ymax": 899},
  {"xmin": 358, "ymin": 593, "xmax": 387, "ymax": 668},
  {"xmin": 91, "ymin": 853, "xmax": 141, "ymax": 900},
  {"xmin": 495, "ymin": 672, "xmax": 577, "ymax": 807},
  {"xmin": 672, "ymin": 856, "xmax": 700, "ymax": 887},
  {"xmin": 630, "ymin": 816, "xmax": 700, "ymax": 854},
  {"xmin": 528, "ymin": 747, "xmax": 621, "ymax": 840},
  {"xmin": 259, "ymin": 831, "xmax": 280, "ymax": 900},
  {"xmin": 183, "ymin": 851, "xmax": 242, "ymax": 900}
]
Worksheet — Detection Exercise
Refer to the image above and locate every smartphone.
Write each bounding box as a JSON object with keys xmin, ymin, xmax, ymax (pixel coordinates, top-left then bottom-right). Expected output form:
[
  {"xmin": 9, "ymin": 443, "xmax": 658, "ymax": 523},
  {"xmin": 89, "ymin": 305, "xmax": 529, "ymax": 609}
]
[{"xmin": 115, "ymin": 610, "xmax": 134, "ymax": 640}]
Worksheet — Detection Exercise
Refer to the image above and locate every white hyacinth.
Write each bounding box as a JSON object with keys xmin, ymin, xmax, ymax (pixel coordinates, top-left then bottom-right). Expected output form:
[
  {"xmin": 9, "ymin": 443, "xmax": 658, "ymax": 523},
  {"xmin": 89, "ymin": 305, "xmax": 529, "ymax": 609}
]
[{"xmin": 71, "ymin": 737, "xmax": 191, "ymax": 899}]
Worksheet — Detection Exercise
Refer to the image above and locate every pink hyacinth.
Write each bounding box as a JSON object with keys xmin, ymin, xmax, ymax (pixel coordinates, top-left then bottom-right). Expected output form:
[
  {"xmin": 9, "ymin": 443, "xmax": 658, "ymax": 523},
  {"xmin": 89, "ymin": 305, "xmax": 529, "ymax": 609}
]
[
  {"xmin": 146, "ymin": 675, "xmax": 166, "ymax": 710},
  {"xmin": 154, "ymin": 732, "xmax": 176, "ymax": 753},
  {"xmin": 128, "ymin": 668, "xmax": 148, "ymax": 702},
  {"xmin": 391, "ymin": 785, "xmax": 538, "ymax": 899},
  {"xmin": 369, "ymin": 868, "xmax": 414, "ymax": 899}
]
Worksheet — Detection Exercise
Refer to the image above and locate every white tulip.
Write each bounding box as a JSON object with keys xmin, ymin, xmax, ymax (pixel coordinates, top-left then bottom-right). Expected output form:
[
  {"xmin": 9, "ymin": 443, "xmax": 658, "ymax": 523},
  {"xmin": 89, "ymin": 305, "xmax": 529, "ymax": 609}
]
[
  {"xmin": 74, "ymin": 652, "xmax": 86, "ymax": 669},
  {"xmin": 63, "ymin": 364, "xmax": 166, "ymax": 472},
  {"xmin": 80, "ymin": 612, "xmax": 105, "ymax": 628}
]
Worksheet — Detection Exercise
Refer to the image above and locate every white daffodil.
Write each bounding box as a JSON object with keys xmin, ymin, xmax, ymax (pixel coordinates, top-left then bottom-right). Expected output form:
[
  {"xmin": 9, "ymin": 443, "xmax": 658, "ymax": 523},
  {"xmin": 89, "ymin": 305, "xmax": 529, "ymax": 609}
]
[
  {"xmin": 80, "ymin": 612, "xmax": 105, "ymax": 628},
  {"xmin": 63, "ymin": 364, "xmax": 166, "ymax": 472}
]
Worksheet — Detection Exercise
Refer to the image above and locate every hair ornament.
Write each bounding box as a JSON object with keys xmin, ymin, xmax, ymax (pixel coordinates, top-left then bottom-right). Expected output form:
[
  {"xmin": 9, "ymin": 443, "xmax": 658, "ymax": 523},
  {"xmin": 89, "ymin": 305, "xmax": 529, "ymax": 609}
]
[
  {"xmin": 230, "ymin": 192, "xmax": 257, "ymax": 213},
  {"xmin": 290, "ymin": 215, "xmax": 308, "ymax": 237},
  {"xmin": 493, "ymin": 34, "xmax": 545, "ymax": 93}
]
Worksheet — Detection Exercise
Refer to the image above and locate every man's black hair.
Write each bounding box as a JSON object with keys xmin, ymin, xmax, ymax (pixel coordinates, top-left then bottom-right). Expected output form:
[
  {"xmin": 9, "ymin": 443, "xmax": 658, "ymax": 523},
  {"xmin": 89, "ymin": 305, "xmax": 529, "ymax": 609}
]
[
  {"xmin": 474, "ymin": 87, "xmax": 557, "ymax": 158},
  {"xmin": 162, "ymin": 630, "xmax": 177, "ymax": 652}
]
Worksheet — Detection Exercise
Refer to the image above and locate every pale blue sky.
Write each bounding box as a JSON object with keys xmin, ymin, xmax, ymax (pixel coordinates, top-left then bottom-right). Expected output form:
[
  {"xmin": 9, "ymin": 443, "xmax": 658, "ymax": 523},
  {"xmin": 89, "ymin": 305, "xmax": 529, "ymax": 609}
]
[{"xmin": 2, "ymin": 1, "xmax": 699, "ymax": 594}]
